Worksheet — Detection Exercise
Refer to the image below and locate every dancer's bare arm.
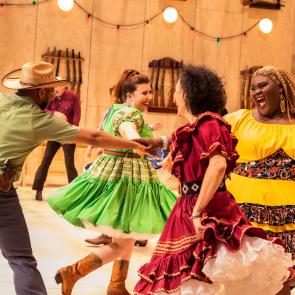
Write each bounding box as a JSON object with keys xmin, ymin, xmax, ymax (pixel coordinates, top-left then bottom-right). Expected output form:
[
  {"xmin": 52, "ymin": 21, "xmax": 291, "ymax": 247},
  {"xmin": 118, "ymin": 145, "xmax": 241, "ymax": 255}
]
[
  {"xmin": 192, "ymin": 154, "xmax": 227, "ymax": 239},
  {"xmin": 73, "ymin": 128, "xmax": 145, "ymax": 152},
  {"xmin": 133, "ymin": 137, "xmax": 170, "ymax": 151}
]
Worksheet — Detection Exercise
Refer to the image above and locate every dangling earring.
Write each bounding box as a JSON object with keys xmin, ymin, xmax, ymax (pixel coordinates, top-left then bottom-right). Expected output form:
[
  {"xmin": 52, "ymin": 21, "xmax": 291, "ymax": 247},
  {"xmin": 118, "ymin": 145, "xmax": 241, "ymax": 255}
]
[
  {"xmin": 125, "ymin": 97, "xmax": 132, "ymax": 107},
  {"xmin": 126, "ymin": 101, "xmax": 134, "ymax": 107},
  {"xmin": 280, "ymin": 94, "xmax": 286, "ymax": 113}
]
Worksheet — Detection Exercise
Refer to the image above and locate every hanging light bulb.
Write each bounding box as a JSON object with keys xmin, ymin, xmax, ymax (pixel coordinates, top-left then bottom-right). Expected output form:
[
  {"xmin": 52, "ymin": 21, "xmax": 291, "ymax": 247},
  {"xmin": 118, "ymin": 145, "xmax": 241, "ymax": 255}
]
[
  {"xmin": 57, "ymin": 0, "xmax": 74, "ymax": 12},
  {"xmin": 258, "ymin": 18, "xmax": 273, "ymax": 34},
  {"xmin": 162, "ymin": 7, "xmax": 178, "ymax": 24}
]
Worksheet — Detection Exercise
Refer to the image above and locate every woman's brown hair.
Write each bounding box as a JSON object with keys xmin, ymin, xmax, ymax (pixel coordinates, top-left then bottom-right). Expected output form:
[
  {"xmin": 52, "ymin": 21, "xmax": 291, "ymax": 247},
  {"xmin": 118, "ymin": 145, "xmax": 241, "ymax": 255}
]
[{"xmin": 112, "ymin": 69, "xmax": 150, "ymax": 103}]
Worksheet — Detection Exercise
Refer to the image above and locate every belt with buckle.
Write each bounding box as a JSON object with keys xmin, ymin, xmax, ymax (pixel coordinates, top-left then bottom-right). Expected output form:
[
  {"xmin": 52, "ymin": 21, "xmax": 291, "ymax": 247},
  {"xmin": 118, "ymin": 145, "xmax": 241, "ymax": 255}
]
[{"xmin": 181, "ymin": 180, "xmax": 226, "ymax": 196}]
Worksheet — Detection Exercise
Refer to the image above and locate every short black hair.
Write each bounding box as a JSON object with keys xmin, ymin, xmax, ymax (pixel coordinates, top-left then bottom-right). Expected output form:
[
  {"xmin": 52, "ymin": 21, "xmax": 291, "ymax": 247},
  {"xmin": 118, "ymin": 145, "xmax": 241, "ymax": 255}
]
[{"xmin": 179, "ymin": 65, "xmax": 226, "ymax": 115}]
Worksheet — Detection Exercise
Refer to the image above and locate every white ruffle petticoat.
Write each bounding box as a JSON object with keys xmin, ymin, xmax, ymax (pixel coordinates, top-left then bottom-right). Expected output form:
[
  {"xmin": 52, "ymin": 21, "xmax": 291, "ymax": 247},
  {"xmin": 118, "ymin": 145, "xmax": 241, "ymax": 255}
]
[{"xmin": 158, "ymin": 236, "xmax": 291, "ymax": 295}]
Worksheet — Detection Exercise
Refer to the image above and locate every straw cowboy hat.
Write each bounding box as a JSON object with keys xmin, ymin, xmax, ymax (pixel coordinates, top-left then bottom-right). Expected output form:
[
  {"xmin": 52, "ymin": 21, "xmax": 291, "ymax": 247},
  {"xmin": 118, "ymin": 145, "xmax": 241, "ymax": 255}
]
[{"xmin": 2, "ymin": 61, "xmax": 71, "ymax": 89}]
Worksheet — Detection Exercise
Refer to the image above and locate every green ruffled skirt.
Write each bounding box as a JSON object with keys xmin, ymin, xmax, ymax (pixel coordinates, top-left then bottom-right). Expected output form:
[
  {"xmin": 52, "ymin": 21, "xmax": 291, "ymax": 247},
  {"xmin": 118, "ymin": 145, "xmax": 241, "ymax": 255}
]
[{"xmin": 48, "ymin": 154, "xmax": 177, "ymax": 239}]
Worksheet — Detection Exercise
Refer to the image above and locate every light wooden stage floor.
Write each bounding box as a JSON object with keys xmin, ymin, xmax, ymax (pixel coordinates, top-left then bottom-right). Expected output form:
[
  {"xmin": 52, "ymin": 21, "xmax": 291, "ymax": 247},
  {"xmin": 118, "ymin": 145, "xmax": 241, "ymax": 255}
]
[
  {"xmin": 0, "ymin": 187, "xmax": 157, "ymax": 295},
  {"xmin": 0, "ymin": 187, "xmax": 293, "ymax": 295}
]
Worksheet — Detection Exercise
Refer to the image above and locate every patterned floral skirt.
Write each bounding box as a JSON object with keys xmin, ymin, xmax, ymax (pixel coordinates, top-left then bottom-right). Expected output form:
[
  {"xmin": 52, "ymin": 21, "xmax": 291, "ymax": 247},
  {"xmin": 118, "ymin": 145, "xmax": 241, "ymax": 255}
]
[
  {"xmin": 134, "ymin": 191, "xmax": 292, "ymax": 295},
  {"xmin": 48, "ymin": 154, "xmax": 177, "ymax": 240}
]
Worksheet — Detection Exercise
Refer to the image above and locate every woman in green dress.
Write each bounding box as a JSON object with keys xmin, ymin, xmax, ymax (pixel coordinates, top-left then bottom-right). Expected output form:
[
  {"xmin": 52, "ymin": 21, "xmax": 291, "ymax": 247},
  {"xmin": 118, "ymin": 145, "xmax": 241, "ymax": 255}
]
[{"xmin": 48, "ymin": 69, "xmax": 177, "ymax": 295}]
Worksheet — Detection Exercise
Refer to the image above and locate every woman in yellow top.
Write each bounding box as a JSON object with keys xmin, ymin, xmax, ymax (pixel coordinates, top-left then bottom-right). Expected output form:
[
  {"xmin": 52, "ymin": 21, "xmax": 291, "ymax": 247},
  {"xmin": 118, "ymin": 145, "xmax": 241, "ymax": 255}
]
[{"xmin": 225, "ymin": 66, "xmax": 295, "ymax": 294}]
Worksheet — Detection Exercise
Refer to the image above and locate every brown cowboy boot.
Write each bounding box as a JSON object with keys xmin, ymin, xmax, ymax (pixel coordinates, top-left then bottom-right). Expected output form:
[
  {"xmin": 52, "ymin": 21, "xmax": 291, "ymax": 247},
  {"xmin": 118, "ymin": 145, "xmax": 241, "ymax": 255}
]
[
  {"xmin": 107, "ymin": 260, "xmax": 131, "ymax": 295},
  {"xmin": 85, "ymin": 234, "xmax": 112, "ymax": 246},
  {"xmin": 55, "ymin": 253, "xmax": 103, "ymax": 295}
]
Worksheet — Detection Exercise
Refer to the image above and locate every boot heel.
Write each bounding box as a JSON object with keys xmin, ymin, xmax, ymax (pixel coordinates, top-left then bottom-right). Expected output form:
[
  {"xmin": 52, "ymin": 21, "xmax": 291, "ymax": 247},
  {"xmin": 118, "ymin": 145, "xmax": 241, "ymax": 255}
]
[{"xmin": 55, "ymin": 272, "xmax": 62, "ymax": 284}]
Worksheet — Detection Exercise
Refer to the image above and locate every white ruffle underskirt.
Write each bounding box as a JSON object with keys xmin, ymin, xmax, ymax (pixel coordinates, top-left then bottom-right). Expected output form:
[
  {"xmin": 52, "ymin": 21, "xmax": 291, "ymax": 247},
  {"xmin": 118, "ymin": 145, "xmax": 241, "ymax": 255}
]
[
  {"xmin": 82, "ymin": 221, "xmax": 160, "ymax": 240},
  {"xmin": 158, "ymin": 236, "xmax": 291, "ymax": 295}
]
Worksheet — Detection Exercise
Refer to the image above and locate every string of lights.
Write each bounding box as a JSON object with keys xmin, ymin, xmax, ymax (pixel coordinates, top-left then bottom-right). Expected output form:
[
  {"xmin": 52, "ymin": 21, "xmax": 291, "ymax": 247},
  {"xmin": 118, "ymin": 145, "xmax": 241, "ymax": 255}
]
[
  {"xmin": 0, "ymin": 0, "xmax": 48, "ymax": 6},
  {"xmin": 0, "ymin": 0, "xmax": 273, "ymax": 42},
  {"xmin": 74, "ymin": 0, "xmax": 162, "ymax": 28},
  {"xmin": 178, "ymin": 13, "xmax": 260, "ymax": 41}
]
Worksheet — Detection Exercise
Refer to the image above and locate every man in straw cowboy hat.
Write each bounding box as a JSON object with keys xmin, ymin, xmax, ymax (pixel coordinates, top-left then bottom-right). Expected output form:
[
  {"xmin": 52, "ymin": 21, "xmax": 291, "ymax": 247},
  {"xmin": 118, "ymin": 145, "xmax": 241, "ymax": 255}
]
[{"xmin": 0, "ymin": 61, "xmax": 146, "ymax": 295}]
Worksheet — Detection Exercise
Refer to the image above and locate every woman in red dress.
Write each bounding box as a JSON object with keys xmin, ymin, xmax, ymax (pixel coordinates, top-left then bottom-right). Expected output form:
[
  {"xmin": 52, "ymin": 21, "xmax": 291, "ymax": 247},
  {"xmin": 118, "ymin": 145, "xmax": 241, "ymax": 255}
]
[{"xmin": 134, "ymin": 65, "xmax": 292, "ymax": 295}]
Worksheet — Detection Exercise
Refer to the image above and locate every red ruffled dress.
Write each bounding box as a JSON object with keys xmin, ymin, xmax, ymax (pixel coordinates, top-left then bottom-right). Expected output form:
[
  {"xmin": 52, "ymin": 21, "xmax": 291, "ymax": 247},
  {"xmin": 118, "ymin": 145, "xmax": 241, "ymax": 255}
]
[{"xmin": 134, "ymin": 113, "xmax": 291, "ymax": 295}]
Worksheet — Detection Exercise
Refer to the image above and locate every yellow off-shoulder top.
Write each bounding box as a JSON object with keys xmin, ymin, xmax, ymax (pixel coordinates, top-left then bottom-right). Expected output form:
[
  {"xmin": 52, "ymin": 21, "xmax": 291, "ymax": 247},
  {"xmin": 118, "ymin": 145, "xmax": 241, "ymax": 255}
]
[{"xmin": 224, "ymin": 109, "xmax": 295, "ymax": 233}]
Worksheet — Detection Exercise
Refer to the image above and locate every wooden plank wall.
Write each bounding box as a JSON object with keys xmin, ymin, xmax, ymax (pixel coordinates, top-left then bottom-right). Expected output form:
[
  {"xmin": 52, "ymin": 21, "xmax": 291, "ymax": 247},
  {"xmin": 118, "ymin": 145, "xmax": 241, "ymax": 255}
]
[{"xmin": 1, "ymin": 0, "xmax": 294, "ymax": 186}]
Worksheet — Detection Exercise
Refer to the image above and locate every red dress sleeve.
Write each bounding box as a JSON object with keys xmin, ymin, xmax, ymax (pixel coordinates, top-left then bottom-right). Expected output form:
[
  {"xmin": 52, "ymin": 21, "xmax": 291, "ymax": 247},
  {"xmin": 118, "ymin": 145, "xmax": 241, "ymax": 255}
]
[
  {"xmin": 170, "ymin": 112, "xmax": 239, "ymax": 181},
  {"xmin": 196, "ymin": 115, "xmax": 239, "ymax": 175}
]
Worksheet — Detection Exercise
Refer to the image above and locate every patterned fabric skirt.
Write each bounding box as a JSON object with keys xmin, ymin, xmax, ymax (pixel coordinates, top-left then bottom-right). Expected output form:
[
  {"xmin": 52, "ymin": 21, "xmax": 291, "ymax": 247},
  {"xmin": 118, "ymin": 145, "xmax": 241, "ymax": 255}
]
[
  {"xmin": 48, "ymin": 154, "xmax": 177, "ymax": 240},
  {"xmin": 227, "ymin": 149, "xmax": 295, "ymax": 259},
  {"xmin": 134, "ymin": 192, "xmax": 292, "ymax": 295}
]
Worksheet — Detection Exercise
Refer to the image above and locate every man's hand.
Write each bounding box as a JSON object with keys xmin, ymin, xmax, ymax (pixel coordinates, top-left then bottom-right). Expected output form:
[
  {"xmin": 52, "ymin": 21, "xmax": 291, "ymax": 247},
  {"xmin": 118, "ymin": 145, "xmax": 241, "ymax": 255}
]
[
  {"xmin": 133, "ymin": 138, "xmax": 163, "ymax": 157},
  {"xmin": 133, "ymin": 137, "xmax": 164, "ymax": 154},
  {"xmin": 133, "ymin": 141, "xmax": 152, "ymax": 157}
]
